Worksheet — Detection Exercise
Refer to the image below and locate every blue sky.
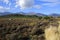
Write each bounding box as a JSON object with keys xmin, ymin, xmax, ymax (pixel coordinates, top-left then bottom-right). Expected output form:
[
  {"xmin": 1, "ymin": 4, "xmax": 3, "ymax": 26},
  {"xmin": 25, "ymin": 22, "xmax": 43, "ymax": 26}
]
[{"xmin": 0, "ymin": 0, "xmax": 60, "ymax": 14}]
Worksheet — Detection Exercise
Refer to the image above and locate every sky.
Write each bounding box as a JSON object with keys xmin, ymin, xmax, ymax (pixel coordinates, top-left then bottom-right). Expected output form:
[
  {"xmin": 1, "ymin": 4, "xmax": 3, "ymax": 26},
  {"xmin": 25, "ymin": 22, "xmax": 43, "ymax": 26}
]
[{"xmin": 0, "ymin": 0, "xmax": 60, "ymax": 14}]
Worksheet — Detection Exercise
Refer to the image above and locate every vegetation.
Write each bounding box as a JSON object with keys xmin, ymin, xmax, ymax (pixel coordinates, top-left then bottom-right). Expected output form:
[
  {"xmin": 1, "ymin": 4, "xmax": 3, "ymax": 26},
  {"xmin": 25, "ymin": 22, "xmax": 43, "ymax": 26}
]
[{"xmin": 0, "ymin": 14, "xmax": 60, "ymax": 40}]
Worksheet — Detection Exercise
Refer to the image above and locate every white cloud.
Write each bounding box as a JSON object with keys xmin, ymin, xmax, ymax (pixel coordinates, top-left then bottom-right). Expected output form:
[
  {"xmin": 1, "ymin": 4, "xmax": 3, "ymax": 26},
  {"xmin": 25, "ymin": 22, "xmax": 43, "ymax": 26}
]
[
  {"xmin": 39, "ymin": 0, "xmax": 60, "ymax": 7},
  {"xmin": 40, "ymin": 0, "xmax": 59, "ymax": 3},
  {"xmin": 16, "ymin": 0, "xmax": 34, "ymax": 9},
  {"xmin": 0, "ymin": 6, "xmax": 10, "ymax": 12},
  {"xmin": 4, "ymin": 0, "xmax": 9, "ymax": 4},
  {"xmin": 15, "ymin": 0, "xmax": 60, "ymax": 9},
  {"xmin": 33, "ymin": 5, "xmax": 41, "ymax": 9},
  {"xmin": 0, "ymin": 6, "xmax": 4, "ymax": 9},
  {"xmin": 0, "ymin": 6, "xmax": 10, "ymax": 10},
  {"xmin": 0, "ymin": 0, "xmax": 9, "ymax": 4},
  {"xmin": 42, "ymin": 3, "xmax": 56, "ymax": 6},
  {"xmin": 15, "ymin": 5, "xmax": 18, "ymax": 8}
]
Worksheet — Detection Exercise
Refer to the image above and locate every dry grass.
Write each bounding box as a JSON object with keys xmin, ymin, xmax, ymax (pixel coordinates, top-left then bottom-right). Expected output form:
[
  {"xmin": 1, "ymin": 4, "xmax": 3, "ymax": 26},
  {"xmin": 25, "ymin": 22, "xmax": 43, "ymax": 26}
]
[
  {"xmin": 45, "ymin": 21, "xmax": 60, "ymax": 40},
  {"xmin": 0, "ymin": 17, "xmax": 60, "ymax": 40}
]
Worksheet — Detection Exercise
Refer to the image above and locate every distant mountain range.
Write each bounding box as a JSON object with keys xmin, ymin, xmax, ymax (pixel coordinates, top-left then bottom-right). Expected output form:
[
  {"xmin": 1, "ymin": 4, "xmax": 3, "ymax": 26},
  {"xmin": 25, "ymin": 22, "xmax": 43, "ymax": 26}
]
[
  {"xmin": 0, "ymin": 12, "xmax": 60, "ymax": 17},
  {"xmin": 49, "ymin": 13, "xmax": 60, "ymax": 17},
  {"xmin": 0, "ymin": 12, "xmax": 13, "ymax": 16}
]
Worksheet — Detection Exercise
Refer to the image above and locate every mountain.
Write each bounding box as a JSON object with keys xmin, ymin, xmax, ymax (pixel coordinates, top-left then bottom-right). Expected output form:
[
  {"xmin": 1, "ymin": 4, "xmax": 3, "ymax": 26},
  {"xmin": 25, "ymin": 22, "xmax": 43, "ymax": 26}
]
[
  {"xmin": 2, "ymin": 12, "xmax": 59, "ymax": 17},
  {"xmin": 0, "ymin": 12, "xmax": 13, "ymax": 16},
  {"xmin": 36, "ymin": 13, "xmax": 47, "ymax": 16},
  {"xmin": 21, "ymin": 12, "xmax": 47, "ymax": 16},
  {"xmin": 0, "ymin": 12, "xmax": 47, "ymax": 16},
  {"xmin": 49, "ymin": 13, "xmax": 60, "ymax": 17}
]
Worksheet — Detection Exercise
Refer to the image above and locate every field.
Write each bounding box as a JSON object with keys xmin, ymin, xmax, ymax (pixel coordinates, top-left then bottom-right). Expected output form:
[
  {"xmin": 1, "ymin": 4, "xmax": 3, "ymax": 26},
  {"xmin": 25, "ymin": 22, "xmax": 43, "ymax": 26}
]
[{"xmin": 0, "ymin": 16, "xmax": 60, "ymax": 40}]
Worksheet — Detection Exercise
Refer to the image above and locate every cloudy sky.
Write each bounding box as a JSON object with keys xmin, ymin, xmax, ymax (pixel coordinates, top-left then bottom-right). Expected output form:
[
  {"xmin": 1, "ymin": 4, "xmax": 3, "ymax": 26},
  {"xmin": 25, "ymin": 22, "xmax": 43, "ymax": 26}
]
[{"xmin": 0, "ymin": 0, "xmax": 60, "ymax": 14}]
